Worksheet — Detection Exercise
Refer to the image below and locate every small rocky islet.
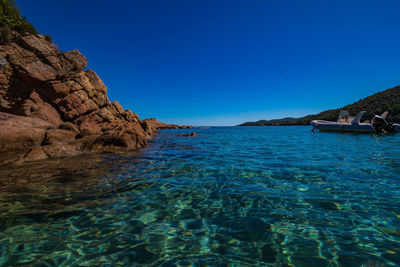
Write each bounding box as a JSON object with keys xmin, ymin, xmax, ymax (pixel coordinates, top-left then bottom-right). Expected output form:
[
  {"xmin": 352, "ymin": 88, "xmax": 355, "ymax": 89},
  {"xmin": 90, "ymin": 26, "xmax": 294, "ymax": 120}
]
[{"xmin": 0, "ymin": 33, "xmax": 191, "ymax": 164}]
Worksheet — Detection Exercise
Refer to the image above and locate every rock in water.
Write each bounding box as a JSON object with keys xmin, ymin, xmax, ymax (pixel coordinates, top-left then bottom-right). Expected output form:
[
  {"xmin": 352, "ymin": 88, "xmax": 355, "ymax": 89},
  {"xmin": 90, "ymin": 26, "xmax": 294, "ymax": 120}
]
[
  {"xmin": 177, "ymin": 132, "xmax": 197, "ymax": 137},
  {"xmin": 0, "ymin": 33, "xmax": 157, "ymax": 162},
  {"xmin": 142, "ymin": 118, "xmax": 193, "ymax": 129}
]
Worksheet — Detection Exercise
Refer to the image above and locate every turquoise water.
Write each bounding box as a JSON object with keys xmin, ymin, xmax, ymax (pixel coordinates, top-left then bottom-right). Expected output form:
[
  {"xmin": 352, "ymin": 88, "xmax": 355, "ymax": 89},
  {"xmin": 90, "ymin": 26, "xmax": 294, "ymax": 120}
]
[{"xmin": 0, "ymin": 126, "xmax": 400, "ymax": 266}]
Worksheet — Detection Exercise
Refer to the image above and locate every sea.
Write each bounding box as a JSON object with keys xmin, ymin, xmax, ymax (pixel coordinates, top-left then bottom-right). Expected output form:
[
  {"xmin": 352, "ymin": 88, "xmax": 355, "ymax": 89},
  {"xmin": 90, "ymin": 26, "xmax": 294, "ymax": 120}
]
[{"xmin": 0, "ymin": 126, "xmax": 399, "ymax": 266}]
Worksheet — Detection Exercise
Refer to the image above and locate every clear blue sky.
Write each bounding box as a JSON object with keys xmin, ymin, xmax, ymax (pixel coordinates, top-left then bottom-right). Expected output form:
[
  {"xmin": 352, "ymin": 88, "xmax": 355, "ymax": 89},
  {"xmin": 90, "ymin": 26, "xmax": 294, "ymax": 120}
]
[{"xmin": 17, "ymin": 0, "xmax": 400, "ymax": 126}]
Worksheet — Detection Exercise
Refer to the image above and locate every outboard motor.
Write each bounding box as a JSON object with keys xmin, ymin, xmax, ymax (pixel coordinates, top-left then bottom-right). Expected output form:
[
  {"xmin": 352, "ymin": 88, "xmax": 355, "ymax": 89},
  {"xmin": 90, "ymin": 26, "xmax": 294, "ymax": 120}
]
[{"xmin": 372, "ymin": 114, "xmax": 396, "ymax": 133}]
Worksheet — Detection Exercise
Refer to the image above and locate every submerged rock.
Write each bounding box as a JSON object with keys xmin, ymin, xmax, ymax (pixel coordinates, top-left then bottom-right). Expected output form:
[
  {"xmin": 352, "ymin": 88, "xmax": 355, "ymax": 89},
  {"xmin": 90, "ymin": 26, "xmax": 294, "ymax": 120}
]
[{"xmin": 177, "ymin": 132, "xmax": 197, "ymax": 137}]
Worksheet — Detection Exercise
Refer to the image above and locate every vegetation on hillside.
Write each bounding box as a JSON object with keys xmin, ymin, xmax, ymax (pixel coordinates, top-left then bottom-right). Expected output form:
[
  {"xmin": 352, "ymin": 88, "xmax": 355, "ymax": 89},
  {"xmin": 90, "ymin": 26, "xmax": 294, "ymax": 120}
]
[
  {"xmin": 0, "ymin": 0, "xmax": 37, "ymax": 43},
  {"xmin": 240, "ymin": 85, "xmax": 400, "ymax": 126}
]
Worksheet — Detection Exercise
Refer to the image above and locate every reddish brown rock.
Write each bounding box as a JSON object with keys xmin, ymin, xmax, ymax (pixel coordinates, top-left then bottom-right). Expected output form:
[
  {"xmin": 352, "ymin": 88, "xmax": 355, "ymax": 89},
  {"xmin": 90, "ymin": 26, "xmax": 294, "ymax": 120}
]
[
  {"xmin": 79, "ymin": 122, "xmax": 102, "ymax": 137},
  {"xmin": 85, "ymin": 69, "xmax": 107, "ymax": 93},
  {"xmin": 21, "ymin": 91, "xmax": 62, "ymax": 126},
  {"xmin": 122, "ymin": 110, "xmax": 140, "ymax": 123},
  {"xmin": 112, "ymin": 101, "xmax": 124, "ymax": 114},
  {"xmin": 43, "ymin": 129, "xmax": 77, "ymax": 145},
  {"xmin": 56, "ymin": 93, "xmax": 86, "ymax": 120},
  {"xmin": 0, "ymin": 126, "xmax": 45, "ymax": 152},
  {"xmin": 0, "ymin": 33, "xmax": 159, "ymax": 163},
  {"xmin": 58, "ymin": 122, "xmax": 79, "ymax": 133},
  {"xmin": 140, "ymin": 120, "xmax": 157, "ymax": 136},
  {"xmin": 84, "ymin": 99, "xmax": 98, "ymax": 113},
  {"xmin": 20, "ymin": 146, "xmax": 48, "ymax": 162},
  {"xmin": 65, "ymin": 79, "xmax": 82, "ymax": 92},
  {"xmin": 18, "ymin": 60, "xmax": 57, "ymax": 85},
  {"xmin": 178, "ymin": 132, "xmax": 197, "ymax": 137},
  {"xmin": 42, "ymin": 144, "xmax": 78, "ymax": 158},
  {"xmin": 0, "ymin": 112, "xmax": 53, "ymax": 152},
  {"xmin": 20, "ymin": 34, "xmax": 55, "ymax": 56},
  {"xmin": 43, "ymin": 80, "xmax": 71, "ymax": 98},
  {"xmin": 21, "ymin": 144, "xmax": 78, "ymax": 162},
  {"xmin": 61, "ymin": 49, "xmax": 88, "ymax": 72},
  {"xmin": 43, "ymin": 55, "xmax": 62, "ymax": 71},
  {"xmin": 73, "ymin": 90, "xmax": 89, "ymax": 102},
  {"xmin": 143, "ymin": 118, "xmax": 194, "ymax": 129},
  {"xmin": 0, "ymin": 95, "xmax": 11, "ymax": 109},
  {"xmin": 96, "ymin": 104, "xmax": 119, "ymax": 122},
  {"xmin": 0, "ymin": 111, "xmax": 53, "ymax": 129}
]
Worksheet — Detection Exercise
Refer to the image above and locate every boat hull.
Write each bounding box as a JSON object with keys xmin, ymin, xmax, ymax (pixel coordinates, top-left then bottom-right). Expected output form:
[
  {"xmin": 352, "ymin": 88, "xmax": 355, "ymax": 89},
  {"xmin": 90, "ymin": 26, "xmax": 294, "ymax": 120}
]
[{"xmin": 311, "ymin": 120, "xmax": 400, "ymax": 133}]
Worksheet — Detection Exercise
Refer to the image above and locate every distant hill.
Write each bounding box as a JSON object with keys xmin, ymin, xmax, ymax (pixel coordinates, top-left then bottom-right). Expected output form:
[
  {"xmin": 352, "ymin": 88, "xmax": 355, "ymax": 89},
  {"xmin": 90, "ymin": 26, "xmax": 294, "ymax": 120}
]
[
  {"xmin": 240, "ymin": 117, "xmax": 298, "ymax": 126},
  {"xmin": 239, "ymin": 85, "xmax": 400, "ymax": 126}
]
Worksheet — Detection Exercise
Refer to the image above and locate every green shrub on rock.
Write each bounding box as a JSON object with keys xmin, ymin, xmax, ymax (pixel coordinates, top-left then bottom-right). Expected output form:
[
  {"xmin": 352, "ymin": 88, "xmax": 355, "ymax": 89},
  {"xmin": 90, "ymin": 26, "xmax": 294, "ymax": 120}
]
[
  {"xmin": 0, "ymin": 25, "xmax": 11, "ymax": 44},
  {"xmin": 43, "ymin": 34, "xmax": 52, "ymax": 43},
  {"xmin": 0, "ymin": 0, "xmax": 38, "ymax": 43}
]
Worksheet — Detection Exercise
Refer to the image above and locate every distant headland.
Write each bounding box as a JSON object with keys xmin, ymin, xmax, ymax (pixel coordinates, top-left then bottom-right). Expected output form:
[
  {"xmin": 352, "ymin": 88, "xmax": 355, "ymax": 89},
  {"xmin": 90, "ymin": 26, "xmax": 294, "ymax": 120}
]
[{"xmin": 239, "ymin": 85, "xmax": 400, "ymax": 126}]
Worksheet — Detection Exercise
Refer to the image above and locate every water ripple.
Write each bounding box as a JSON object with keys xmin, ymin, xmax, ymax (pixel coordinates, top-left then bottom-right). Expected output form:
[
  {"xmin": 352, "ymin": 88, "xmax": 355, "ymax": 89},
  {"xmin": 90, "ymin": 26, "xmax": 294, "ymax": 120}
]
[{"xmin": 0, "ymin": 126, "xmax": 400, "ymax": 266}]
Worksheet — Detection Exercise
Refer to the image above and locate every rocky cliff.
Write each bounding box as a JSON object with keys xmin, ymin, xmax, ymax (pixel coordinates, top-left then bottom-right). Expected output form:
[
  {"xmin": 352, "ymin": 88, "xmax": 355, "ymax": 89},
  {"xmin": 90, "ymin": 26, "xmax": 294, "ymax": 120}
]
[{"xmin": 0, "ymin": 33, "xmax": 158, "ymax": 163}]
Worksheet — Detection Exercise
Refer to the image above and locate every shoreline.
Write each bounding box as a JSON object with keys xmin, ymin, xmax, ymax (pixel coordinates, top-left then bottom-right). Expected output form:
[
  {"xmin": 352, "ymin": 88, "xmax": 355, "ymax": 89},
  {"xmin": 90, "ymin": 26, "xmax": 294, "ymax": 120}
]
[{"xmin": 0, "ymin": 33, "xmax": 193, "ymax": 164}]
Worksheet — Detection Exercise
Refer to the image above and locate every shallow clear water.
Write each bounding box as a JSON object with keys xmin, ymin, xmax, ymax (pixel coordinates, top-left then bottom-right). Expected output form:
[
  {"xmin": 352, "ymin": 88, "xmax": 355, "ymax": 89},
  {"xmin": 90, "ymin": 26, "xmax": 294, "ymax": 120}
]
[{"xmin": 0, "ymin": 126, "xmax": 399, "ymax": 266}]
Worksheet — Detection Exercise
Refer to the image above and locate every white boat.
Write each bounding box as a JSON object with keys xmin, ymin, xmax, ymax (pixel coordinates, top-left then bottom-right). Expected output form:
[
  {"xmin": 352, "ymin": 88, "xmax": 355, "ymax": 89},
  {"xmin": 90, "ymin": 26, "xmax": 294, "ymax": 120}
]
[{"xmin": 311, "ymin": 110, "xmax": 400, "ymax": 133}]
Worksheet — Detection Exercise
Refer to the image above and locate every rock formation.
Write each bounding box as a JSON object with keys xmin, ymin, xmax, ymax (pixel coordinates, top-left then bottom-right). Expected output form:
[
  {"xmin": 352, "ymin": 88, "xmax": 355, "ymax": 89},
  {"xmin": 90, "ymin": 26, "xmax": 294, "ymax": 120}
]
[
  {"xmin": 142, "ymin": 118, "xmax": 193, "ymax": 129},
  {"xmin": 0, "ymin": 33, "xmax": 157, "ymax": 162},
  {"xmin": 177, "ymin": 132, "xmax": 196, "ymax": 137}
]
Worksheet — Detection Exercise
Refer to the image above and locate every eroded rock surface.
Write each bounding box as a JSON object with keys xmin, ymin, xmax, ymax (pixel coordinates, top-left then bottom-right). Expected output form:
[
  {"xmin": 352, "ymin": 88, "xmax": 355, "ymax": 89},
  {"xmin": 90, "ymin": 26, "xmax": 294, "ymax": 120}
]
[{"xmin": 0, "ymin": 33, "xmax": 157, "ymax": 162}]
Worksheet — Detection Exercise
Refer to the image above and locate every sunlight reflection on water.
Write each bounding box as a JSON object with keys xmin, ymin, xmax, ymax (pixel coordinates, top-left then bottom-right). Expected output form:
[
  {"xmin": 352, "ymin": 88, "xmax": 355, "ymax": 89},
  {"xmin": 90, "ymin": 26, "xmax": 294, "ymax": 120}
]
[{"xmin": 0, "ymin": 126, "xmax": 399, "ymax": 266}]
